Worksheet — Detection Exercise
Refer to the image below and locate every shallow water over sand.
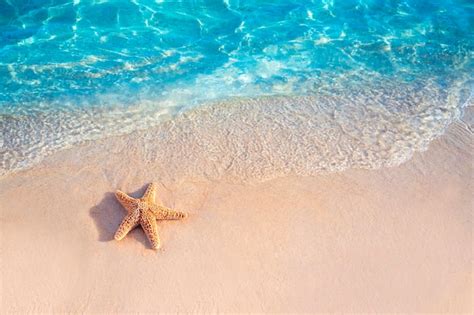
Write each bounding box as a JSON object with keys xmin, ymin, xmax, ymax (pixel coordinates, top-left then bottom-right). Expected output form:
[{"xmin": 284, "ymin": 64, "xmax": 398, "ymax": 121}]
[{"xmin": 5, "ymin": 77, "xmax": 468, "ymax": 184}]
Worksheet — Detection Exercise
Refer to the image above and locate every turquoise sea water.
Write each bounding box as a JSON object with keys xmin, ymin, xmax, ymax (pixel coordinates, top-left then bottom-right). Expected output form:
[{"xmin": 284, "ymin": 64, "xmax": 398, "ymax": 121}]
[{"xmin": 0, "ymin": 0, "xmax": 473, "ymax": 177}]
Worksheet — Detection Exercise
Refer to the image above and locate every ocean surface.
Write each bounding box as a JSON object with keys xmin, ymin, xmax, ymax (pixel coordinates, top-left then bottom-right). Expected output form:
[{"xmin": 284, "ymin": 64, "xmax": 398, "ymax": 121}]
[{"xmin": 0, "ymin": 0, "xmax": 472, "ymax": 178}]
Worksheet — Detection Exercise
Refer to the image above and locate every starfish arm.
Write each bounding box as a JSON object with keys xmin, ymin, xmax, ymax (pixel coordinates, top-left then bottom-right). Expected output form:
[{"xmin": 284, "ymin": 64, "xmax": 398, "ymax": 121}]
[
  {"xmin": 114, "ymin": 211, "xmax": 140, "ymax": 241},
  {"xmin": 141, "ymin": 211, "xmax": 161, "ymax": 249},
  {"xmin": 142, "ymin": 182, "xmax": 158, "ymax": 204},
  {"xmin": 115, "ymin": 190, "xmax": 138, "ymax": 212},
  {"xmin": 152, "ymin": 205, "xmax": 187, "ymax": 220}
]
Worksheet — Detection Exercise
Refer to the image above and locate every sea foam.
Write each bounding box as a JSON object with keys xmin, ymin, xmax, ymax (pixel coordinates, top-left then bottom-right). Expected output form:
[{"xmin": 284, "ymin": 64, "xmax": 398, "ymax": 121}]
[{"xmin": 1, "ymin": 76, "xmax": 471, "ymax": 181}]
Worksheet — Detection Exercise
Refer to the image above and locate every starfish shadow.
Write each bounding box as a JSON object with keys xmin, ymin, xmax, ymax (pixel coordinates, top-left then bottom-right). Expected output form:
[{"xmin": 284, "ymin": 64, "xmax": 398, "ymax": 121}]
[{"xmin": 89, "ymin": 184, "xmax": 152, "ymax": 248}]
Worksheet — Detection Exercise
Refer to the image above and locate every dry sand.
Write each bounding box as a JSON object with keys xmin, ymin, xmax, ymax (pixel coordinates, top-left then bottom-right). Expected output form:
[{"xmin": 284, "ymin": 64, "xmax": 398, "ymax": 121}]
[{"xmin": 0, "ymin": 111, "xmax": 472, "ymax": 313}]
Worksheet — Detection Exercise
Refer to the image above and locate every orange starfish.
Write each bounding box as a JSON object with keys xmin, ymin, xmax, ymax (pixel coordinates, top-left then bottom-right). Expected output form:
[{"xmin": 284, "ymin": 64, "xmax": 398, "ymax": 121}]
[{"xmin": 114, "ymin": 183, "xmax": 187, "ymax": 249}]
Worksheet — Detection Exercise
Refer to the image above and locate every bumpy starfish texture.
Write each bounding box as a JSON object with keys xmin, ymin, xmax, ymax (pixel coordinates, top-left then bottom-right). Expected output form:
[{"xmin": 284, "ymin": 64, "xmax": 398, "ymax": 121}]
[{"xmin": 114, "ymin": 183, "xmax": 187, "ymax": 249}]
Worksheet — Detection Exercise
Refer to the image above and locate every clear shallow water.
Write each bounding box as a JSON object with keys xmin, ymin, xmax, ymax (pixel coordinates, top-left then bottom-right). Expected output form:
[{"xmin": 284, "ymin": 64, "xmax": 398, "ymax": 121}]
[{"xmin": 0, "ymin": 0, "xmax": 473, "ymax": 177}]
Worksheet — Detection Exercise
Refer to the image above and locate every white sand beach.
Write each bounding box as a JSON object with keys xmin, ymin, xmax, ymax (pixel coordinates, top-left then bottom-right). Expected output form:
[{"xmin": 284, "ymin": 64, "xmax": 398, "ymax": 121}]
[{"xmin": 0, "ymin": 107, "xmax": 472, "ymax": 313}]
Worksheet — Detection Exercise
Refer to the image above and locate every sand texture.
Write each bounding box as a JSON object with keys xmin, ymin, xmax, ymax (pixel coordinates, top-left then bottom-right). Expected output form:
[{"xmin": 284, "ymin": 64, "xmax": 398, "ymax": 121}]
[{"xmin": 0, "ymin": 111, "xmax": 472, "ymax": 313}]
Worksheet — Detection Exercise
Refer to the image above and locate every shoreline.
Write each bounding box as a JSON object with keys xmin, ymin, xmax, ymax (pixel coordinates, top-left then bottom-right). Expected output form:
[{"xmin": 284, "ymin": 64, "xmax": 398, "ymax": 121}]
[
  {"xmin": 0, "ymin": 107, "xmax": 472, "ymax": 312},
  {"xmin": 2, "ymin": 76, "xmax": 470, "ymax": 179},
  {"xmin": 2, "ymin": 86, "xmax": 469, "ymax": 182}
]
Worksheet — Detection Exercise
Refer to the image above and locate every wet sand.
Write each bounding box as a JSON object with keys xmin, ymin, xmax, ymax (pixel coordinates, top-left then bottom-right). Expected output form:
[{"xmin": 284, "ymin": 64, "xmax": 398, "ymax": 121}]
[{"xmin": 0, "ymin": 109, "xmax": 472, "ymax": 312}]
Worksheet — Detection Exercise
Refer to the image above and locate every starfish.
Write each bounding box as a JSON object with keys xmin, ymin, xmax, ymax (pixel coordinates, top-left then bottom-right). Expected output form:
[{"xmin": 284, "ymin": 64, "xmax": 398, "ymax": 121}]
[{"xmin": 114, "ymin": 183, "xmax": 187, "ymax": 249}]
